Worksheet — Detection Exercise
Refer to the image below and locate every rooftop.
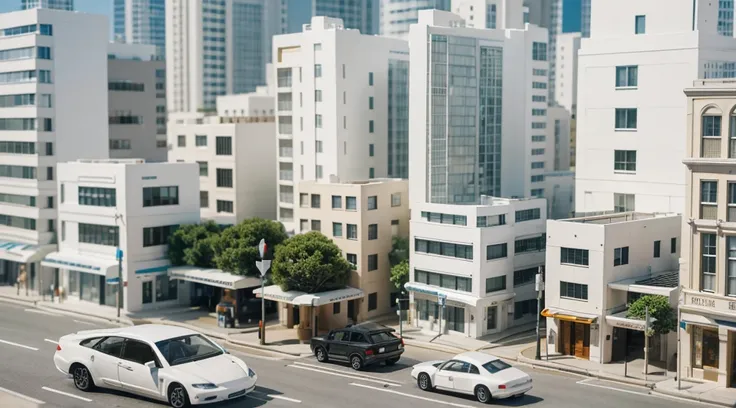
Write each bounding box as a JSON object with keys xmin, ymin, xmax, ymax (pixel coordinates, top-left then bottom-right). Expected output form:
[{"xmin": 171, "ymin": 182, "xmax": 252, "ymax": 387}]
[
  {"xmin": 301, "ymin": 177, "xmax": 405, "ymax": 186},
  {"xmin": 560, "ymin": 212, "xmax": 679, "ymax": 225},
  {"xmin": 635, "ymin": 270, "xmax": 679, "ymax": 288}
]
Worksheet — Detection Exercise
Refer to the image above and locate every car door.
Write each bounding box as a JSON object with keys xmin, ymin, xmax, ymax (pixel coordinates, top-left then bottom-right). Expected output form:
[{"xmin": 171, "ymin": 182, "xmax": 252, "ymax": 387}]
[
  {"xmin": 118, "ymin": 339, "xmax": 164, "ymax": 399},
  {"xmin": 327, "ymin": 331, "xmax": 350, "ymax": 360},
  {"xmin": 89, "ymin": 336, "xmax": 125, "ymax": 388},
  {"xmin": 451, "ymin": 362, "xmax": 477, "ymax": 394},
  {"xmin": 349, "ymin": 332, "xmax": 369, "ymax": 357},
  {"xmin": 433, "ymin": 360, "xmax": 462, "ymax": 391}
]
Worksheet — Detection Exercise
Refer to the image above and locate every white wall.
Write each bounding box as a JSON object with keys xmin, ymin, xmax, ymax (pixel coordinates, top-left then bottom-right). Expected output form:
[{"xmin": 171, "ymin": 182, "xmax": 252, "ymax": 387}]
[{"xmin": 554, "ymin": 32, "xmax": 580, "ymax": 116}]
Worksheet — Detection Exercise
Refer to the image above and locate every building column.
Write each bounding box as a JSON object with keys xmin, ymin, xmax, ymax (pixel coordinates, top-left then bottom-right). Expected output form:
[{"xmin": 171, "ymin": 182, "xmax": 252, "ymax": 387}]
[{"xmin": 719, "ymin": 327, "xmax": 729, "ymax": 386}]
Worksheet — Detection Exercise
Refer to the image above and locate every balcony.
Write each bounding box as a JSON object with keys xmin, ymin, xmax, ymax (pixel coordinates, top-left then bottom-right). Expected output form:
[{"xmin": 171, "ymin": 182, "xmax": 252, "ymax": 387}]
[
  {"xmin": 280, "ymin": 193, "xmax": 294, "ymax": 204},
  {"xmin": 278, "ymin": 116, "xmax": 293, "ymax": 136},
  {"xmin": 279, "ymin": 170, "xmax": 293, "ymax": 181},
  {"xmin": 279, "ymin": 147, "xmax": 293, "ymax": 158},
  {"xmin": 278, "ymin": 93, "xmax": 293, "ymax": 112},
  {"xmin": 277, "ymin": 68, "xmax": 292, "ymax": 88}
]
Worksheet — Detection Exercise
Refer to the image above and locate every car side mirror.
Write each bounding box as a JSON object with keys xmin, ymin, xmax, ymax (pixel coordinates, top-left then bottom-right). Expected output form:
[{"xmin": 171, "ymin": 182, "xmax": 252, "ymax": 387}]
[{"xmin": 145, "ymin": 361, "xmax": 157, "ymax": 370}]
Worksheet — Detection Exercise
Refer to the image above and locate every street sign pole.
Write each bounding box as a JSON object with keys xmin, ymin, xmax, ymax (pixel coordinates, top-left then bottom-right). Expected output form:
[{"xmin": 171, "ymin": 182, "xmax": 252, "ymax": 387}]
[
  {"xmin": 535, "ymin": 266, "xmax": 545, "ymax": 360},
  {"xmin": 437, "ymin": 294, "xmax": 446, "ymax": 335},
  {"xmin": 644, "ymin": 306, "xmax": 650, "ymax": 379},
  {"xmin": 256, "ymin": 239, "xmax": 270, "ymax": 345},
  {"xmin": 116, "ymin": 248, "xmax": 123, "ymax": 319}
]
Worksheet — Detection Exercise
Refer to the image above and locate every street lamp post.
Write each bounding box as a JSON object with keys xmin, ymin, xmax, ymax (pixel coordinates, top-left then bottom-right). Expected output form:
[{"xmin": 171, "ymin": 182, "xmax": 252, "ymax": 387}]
[
  {"xmin": 535, "ymin": 266, "xmax": 545, "ymax": 360},
  {"xmin": 256, "ymin": 239, "xmax": 271, "ymax": 346}
]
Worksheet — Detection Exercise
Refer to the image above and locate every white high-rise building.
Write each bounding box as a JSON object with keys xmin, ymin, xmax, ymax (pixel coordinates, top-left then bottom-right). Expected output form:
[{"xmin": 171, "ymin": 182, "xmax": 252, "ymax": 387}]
[
  {"xmin": 452, "ymin": 0, "xmax": 525, "ymax": 30},
  {"xmin": 0, "ymin": 9, "xmax": 109, "ymax": 287},
  {"xmin": 21, "ymin": 0, "xmax": 73, "ymax": 10},
  {"xmin": 574, "ymin": 0, "xmax": 736, "ymax": 215},
  {"xmin": 554, "ymin": 32, "xmax": 580, "ymax": 117},
  {"xmin": 166, "ymin": 0, "xmax": 282, "ymax": 112},
  {"xmin": 380, "ymin": 0, "xmax": 451, "ymax": 39},
  {"xmin": 272, "ymin": 16, "xmax": 409, "ymax": 234},
  {"xmin": 113, "ymin": 0, "xmax": 166, "ymax": 58}
]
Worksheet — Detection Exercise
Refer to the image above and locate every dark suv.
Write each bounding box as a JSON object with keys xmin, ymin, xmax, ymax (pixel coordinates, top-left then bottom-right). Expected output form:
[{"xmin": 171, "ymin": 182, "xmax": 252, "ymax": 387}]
[{"xmin": 310, "ymin": 322, "xmax": 405, "ymax": 370}]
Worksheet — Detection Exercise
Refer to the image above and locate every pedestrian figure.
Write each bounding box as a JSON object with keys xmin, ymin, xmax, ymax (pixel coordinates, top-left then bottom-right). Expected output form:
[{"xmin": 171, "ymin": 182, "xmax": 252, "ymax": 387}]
[{"xmin": 18, "ymin": 266, "xmax": 27, "ymax": 296}]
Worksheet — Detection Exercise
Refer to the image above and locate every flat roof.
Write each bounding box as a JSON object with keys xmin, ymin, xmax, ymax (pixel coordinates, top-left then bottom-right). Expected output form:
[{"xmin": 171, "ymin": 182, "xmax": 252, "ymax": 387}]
[
  {"xmin": 635, "ymin": 270, "xmax": 679, "ymax": 288},
  {"xmin": 560, "ymin": 212, "xmax": 679, "ymax": 225}
]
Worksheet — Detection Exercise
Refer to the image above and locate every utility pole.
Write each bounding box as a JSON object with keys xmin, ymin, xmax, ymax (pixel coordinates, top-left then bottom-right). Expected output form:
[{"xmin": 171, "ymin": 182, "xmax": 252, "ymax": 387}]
[
  {"xmin": 535, "ymin": 266, "xmax": 545, "ymax": 360},
  {"xmin": 256, "ymin": 239, "xmax": 271, "ymax": 346},
  {"xmin": 644, "ymin": 306, "xmax": 650, "ymax": 379}
]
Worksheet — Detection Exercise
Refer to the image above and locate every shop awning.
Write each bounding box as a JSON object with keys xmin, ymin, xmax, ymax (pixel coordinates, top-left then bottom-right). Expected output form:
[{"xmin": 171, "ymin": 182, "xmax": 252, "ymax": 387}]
[
  {"xmin": 42, "ymin": 251, "xmax": 118, "ymax": 278},
  {"xmin": 168, "ymin": 266, "xmax": 261, "ymax": 290},
  {"xmin": 0, "ymin": 241, "xmax": 55, "ymax": 263},
  {"xmin": 605, "ymin": 310, "xmax": 655, "ymax": 331},
  {"xmin": 541, "ymin": 307, "xmax": 598, "ymax": 324},
  {"xmin": 404, "ymin": 282, "xmax": 484, "ymax": 307},
  {"xmin": 253, "ymin": 285, "xmax": 364, "ymax": 306}
]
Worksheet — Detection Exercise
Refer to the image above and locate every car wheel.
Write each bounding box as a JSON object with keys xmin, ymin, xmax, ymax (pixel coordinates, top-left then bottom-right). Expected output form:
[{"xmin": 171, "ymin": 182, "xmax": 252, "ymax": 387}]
[
  {"xmin": 350, "ymin": 355, "xmax": 363, "ymax": 370},
  {"xmin": 475, "ymin": 385, "xmax": 492, "ymax": 404},
  {"xmin": 315, "ymin": 347, "xmax": 328, "ymax": 363},
  {"xmin": 385, "ymin": 357, "xmax": 400, "ymax": 366},
  {"xmin": 168, "ymin": 383, "xmax": 191, "ymax": 408},
  {"xmin": 71, "ymin": 364, "xmax": 94, "ymax": 392},
  {"xmin": 417, "ymin": 373, "xmax": 432, "ymax": 391}
]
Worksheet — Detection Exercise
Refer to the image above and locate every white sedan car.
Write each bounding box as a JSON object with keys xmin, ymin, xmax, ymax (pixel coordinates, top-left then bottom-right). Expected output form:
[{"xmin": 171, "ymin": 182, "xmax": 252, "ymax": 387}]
[
  {"xmin": 410, "ymin": 351, "xmax": 532, "ymax": 404},
  {"xmin": 53, "ymin": 324, "xmax": 257, "ymax": 407}
]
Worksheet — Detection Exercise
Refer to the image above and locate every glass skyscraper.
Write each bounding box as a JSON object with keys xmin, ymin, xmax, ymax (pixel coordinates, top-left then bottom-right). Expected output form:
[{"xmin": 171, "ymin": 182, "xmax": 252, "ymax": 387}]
[
  {"xmin": 113, "ymin": 0, "xmax": 166, "ymax": 59},
  {"xmin": 388, "ymin": 59, "xmax": 409, "ymax": 178},
  {"xmin": 284, "ymin": 0, "xmax": 377, "ymax": 34},
  {"xmin": 21, "ymin": 0, "xmax": 73, "ymax": 10}
]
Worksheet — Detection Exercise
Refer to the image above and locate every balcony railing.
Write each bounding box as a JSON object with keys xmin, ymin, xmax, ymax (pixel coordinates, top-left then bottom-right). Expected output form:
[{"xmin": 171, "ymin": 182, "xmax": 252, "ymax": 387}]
[
  {"xmin": 701, "ymin": 204, "xmax": 717, "ymax": 220},
  {"xmin": 279, "ymin": 170, "xmax": 293, "ymax": 181},
  {"xmin": 278, "ymin": 102, "xmax": 293, "ymax": 111},
  {"xmin": 279, "ymin": 124, "xmax": 293, "ymax": 135},
  {"xmin": 701, "ymin": 138, "xmax": 721, "ymax": 158},
  {"xmin": 280, "ymin": 193, "xmax": 294, "ymax": 204},
  {"xmin": 279, "ymin": 147, "xmax": 293, "ymax": 158}
]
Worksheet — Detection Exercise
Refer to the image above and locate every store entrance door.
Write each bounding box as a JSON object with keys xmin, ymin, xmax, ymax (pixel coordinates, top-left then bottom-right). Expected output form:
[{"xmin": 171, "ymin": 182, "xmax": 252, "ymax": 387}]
[{"xmin": 559, "ymin": 320, "xmax": 590, "ymax": 359}]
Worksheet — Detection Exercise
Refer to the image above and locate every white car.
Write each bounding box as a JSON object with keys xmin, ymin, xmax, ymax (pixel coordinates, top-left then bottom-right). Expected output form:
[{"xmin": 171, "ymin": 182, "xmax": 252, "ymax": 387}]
[
  {"xmin": 410, "ymin": 351, "xmax": 532, "ymax": 404},
  {"xmin": 53, "ymin": 324, "xmax": 257, "ymax": 407}
]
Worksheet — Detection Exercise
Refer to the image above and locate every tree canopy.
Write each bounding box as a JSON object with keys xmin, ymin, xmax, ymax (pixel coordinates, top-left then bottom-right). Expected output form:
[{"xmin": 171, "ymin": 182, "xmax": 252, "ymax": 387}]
[
  {"xmin": 167, "ymin": 221, "xmax": 222, "ymax": 268},
  {"xmin": 388, "ymin": 236, "xmax": 409, "ymax": 267},
  {"xmin": 390, "ymin": 259, "xmax": 410, "ymax": 291},
  {"xmin": 626, "ymin": 294, "xmax": 676, "ymax": 335},
  {"xmin": 271, "ymin": 231, "xmax": 353, "ymax": 293},
  {"xmin": 213, "ymin": 218, "xmax": 288, "ymax": 276}
]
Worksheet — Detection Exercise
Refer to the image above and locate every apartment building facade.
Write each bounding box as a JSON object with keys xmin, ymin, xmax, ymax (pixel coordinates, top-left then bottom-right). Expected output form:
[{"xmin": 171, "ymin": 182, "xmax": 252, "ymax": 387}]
[
  {"xmin": 295, "ymin": 178, "xmax": 409, "ymax": 326},
  {"xmin": 681, "ymin": 80, "xmax": 736, "ymax": 387},
  {"xmin": 21, "ymin": 0, "xmax": 74, "ymax": 10},
  {"xmin": 380, "ymin": 0, "xmax": 451, "ymax": 39},
  {"xmin": 45, "ymin": 159, "xmax": 200, "ymax": 313},
  {"xmin": 168, "ymin": 91, "xmax": 277, "ymax": 225},
  {"xmin": 0, "ymin": 9, "xmax": 109, "ymax": 290},
  {"xmin": 575, "ymin": 0, "xmax": 736, "ymax": 215},
  {"xmin": 273, "ymin": 16, "xmax": 409, "ymax": 234}
]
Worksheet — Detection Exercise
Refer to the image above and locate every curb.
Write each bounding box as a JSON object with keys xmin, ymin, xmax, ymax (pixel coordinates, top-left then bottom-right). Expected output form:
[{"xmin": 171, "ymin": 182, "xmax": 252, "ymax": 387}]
[
  {"xmin": 0, "ymin": 295, "xmax": 38, "ymax": 307},
  {"xmin": 516, "ymin": 353, "xmax": 655, "ymax": 388},
  {"xmin": 225, "ymin": 338, "xmax": 306, "ymax": 357},
  {"xmin": 651, "ymin": 386, "xmax": 732, "ymax": 407}
]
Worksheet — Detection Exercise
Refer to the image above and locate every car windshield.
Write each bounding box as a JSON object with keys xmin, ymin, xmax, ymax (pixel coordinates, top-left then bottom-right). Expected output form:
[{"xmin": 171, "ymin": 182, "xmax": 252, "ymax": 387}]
[
  {"xmin": 483, "ymin": 359, "xmax": 512, "ymax": 374},
  {"xmin": 369, "ymin": 332, "xmax": 394, "ymax": 343},
  {"xmin": 155, "ymin": 334, "xmax": 224, "ymax": 366}
]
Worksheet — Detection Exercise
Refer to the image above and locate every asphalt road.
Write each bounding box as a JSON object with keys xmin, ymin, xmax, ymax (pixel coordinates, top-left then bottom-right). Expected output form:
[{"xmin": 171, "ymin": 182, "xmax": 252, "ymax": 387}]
[{"xmin": 0, "ymin": 301, "xmax": 714, "ymax": 408}]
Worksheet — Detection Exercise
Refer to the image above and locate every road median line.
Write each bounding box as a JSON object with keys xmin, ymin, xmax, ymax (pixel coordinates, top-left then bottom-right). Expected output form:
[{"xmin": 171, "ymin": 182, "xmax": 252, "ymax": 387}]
[
  {"xmin": 0, "ymin": 385, "xmax": 45, "ymax": 405},
  {"xmin": 291, "ymin": 361, "xmax": 403, "ymax": 385},
  {"xmin": 0, "ymin": 338, "xmax": 39, "ymax": 351},
  {"xmin": 287, "ymin": 364, "xmax": 402, "ymax": 387},
  {"xmin": 349, "ymin": 383, "xmax": 474, "ymax": 407}
]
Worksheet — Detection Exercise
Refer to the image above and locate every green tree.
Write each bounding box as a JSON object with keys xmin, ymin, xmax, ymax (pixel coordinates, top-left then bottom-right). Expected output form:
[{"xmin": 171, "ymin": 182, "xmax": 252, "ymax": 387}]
[
  {"xmin": 167, "ymin": 221, "xmax": 221, "ymax": 267},
  {"xmin": 626, "ymin": 294, "xmax": 676, "ymax": 335},
  {"xmin": 213, "ymin": 218, "xmax": 288, "ymax": 275},
  {"xmin": 390, "ymin": 259, "xmax": 410, "ymax": 291},
  {"xmin": 271, "ymin": 231, "xmax": 353, "ymax": 293},
  {"xmin": 388, "ymin": 236, "xmax": 409, "ymax": 267}
]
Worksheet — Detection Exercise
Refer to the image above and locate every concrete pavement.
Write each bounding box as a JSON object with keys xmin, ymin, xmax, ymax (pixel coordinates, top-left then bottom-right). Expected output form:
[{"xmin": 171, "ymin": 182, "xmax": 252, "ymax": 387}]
[{"xmin": 0, "ymin": 301, "xmax": 715, "ymax": 408}]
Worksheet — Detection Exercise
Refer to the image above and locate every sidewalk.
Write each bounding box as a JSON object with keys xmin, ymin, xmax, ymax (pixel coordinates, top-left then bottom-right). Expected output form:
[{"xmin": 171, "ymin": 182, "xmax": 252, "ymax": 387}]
[{"xmin": 654, "ymin": 378, "xmax": 736, "ymax": 407}]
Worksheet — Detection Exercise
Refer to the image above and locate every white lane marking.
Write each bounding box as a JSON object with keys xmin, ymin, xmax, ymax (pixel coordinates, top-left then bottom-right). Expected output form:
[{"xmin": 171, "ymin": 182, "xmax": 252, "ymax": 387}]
[
  {"xmin": 73, "ymin": 320, "xmax": 96, "ymax": 326},
  {"xmin": 349, "ymin": 383, "xmax": 474, "ymax": 408},
  {"xmin": 44, "ymin": 339, "xmax": 57, "ymax": 345},
  {"xmin": 267, "ymin": 394, "xmax": 302, "ymax": 403},
  {"xmin": 0, "ymin": 338, "xmax": 39, "ymax": 351},
  {"xmin": 288, "ymin": 365, "xmax": 402, "ymax": 387},
  {"xmin": 576, "ymin": 379, "xmax": 649, "ymax": 396},
  {"xmin": 0, "ymin": 385, "xmax": 46, "ymax": 405},
  {"xmin": 24, "ymin": 309, "xmax": 61, "ymax": 316},
  {"xmin": 41, "ymin": 386, "xmax": 92, "ymax": 402},
  {"xmin": 292, "ymin": 361, "xmax": 404, "ymax": 385}
]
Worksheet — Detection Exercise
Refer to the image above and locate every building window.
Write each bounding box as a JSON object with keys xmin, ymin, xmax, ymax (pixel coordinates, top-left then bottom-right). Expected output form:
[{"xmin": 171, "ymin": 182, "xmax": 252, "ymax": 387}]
[
  {"xmin": 693, "ymin": 326, "xmax": 720, "ymax": 369},
  {"xmin": 532, "ymin": 148, "xmax": 545, "ymax": 156},
  {"xmin": 514, "ymin": 267, "xmax": 537, "ymax": 287},
  {"xmin": 486, "ymin": 243, "xmax": 508, "ymax": 260},
  {"xmin": 729, "ymin": 183, "xmax": 736, "ymax": 222},
  {"xmin": 155, "ymin": 274, "xmax": 178, "ymax": 302},
  {"xmin": 368, "ymin": 255, "xmax": 378, "ymax": 271},
  {"xmin": 728, "ymin": 236, "xmax": 736, "ymax": 296},
  {"xmin": 177, "ymin": 135, "xmax": 185, "ymax": 147},
  {"xmin": 299, "ymin": 193, "xmax": 308, "ymax": 207},
  {"xmin": 315, "ymin": 165, "xmax": 323, "ymax": 179},
  {"xmin": 391, "ymin": 193, "xmax": 401, "ymax": 207},
  {"xmin": 614, "ymin": 193, "xmax": 635, "ymax": 212},
  {"xmin": 561, "ymin": 247, "xmax": 589, "ymax": 266},
  {"xmin": 332, "ymin": 222, "xmax": 343, "ymax": 238},
  {"xmin": 332, "ymin": 195, "xmax": 342, "ymax": 209},
  {"xmin": 615, "ymin": 66, "xmax": 638, "ymax": 87},
  {"xmin": 614, "ymin": 246, "xmax": 629, "ymax": 266},
  {"xmin": 531, "ymin": 161, "xmax": 545, "ymax": 169},
  {"xmin": 79, "ymin": 223, "xmax": 119, "ymax": 246},
  {"xmin": 531, "ymin": 188, "xmax": 545, "ymax": 197},
  {"xmin": 485, "ymin": 276, "xmax": 506, "ymax": 293},
  {"xmin": 531, "ymin": 174, "xmax": 544, "ymax": 183},
  {"xmin": 367, "ymin": 196, "xmax": 377, "ymax": 210},
  {"xmin": 216, "ymin": 200, "xmax": 233, "ymax": 213},
  {"xmin": 346, "ymin": 196, "xmax": 357, "ymax": 210},
  {"xmin": 311, "ymin": 194, "xmax": 321, "ymax": 208},
  {"xmin": 614, "ymin": 150, "xmax": 637, "ymax": 172},
  {"xmin": 701, "ymin": 181, "xmax": 718, "ymax": 220},
  {"xmin": 369, "ymin": 143, "xmax": 374, "ymax": 157},
  {"xmin": 142, "ymin": 186, "xmax": 179, "ymax": 207},
  {"xmin": 415, "ymin": 269, "xmax": 471, "ymax": 292},
  {"xmin": 415, "ymin": 238, "xmax": 473, "ymax": 260},
  {"xmin": 347, "ymin": 224, "xmax": 357, "ymax": 239},
  {"xmin": 197, "ymin": 162, "xmax": 208, "ymax": 177},
  {"xmin": 560, "ymin": 281, "xmax": 588, "ymax": 300},
  {"xmin": 514, "ymin": 299, "xmax": 537, "ymax": 320},
  {"xmin": 315, "ymin": 140, "xmax": 323, "ymax": 153},
  {"xmin": 216, "ymin": 168, "xmax": 233, "ymax": 188},
  {"xmin": 143, "ymin": 225, "xmax": 179, "ymax": 247},
  {"xmin": 300, "ymin": 219, "xmax": 308, "ymax": 232},
  {"xmin": 78, "ymin": 187, "xmax": 116, "ymax": 207},
  {"xmin": 702, "ymin": 115, "xmax": 722, "ymax": 158},
  {"xmin": 654, "ymin": 240, "xmax": 661, "ymax": 258},
  {"xmin": 515, "ymin": 235, "xmax": 546, "ymax": 254},
  {"xmin": 333, "ymin": 302, "xmax": 340, "ymax": 314},
  {"xmin": 515, "ymin": 208, "xmax": 540, "ymax": 222},
  {"xmin": 367, "ymin": 293, "xmax": 377, "ymax": 311},
  {"xmin": 346, "ymin": 253, "xmax": 357, "ymax": 266},
  {"xmin": 635, "ymin": 15, "xmax": 646, "ymax": 34},
  {"xmin": 368, "ymin": 72, "xmax": 374, "ymax": 86},
  {"xmin": 421, "ymin": 212, "xmax": 467, "ymax": 226},
  {"xmin": 615, "ymin": 108, "xmax": 637, "ymax": 129},
  {"xmin": 532, "ymin": 42, "xmax": 547, "ymax": 61},
  {"xmin": 315, "ymin": 114, "xmax": 322, "ymax": 128},
  {"xmin": 477, "ymin": 214, "xmax": 505, "ymax": 227},
  {"xmin": 671, "ymin": 237, "xmax": 677, "ymax": 254},
  {"xmin": 195, "ymin": 135, "xmax": 207, "ymax": 146},
  {"xmin": 368, "ymin": 96, "xmax": 374, "ymax": 110},
  {"xmin": 215, "ymin": 136, "xmax": 232, "ymax": 155},
  {"xmin": 315, "ymin": 89, "xmax": 322, "ymax": 102},
  {"xmin": 315, "ymin": 64, "xmax": 322, "ymax": 77},
  {"xmin": 369, "ymin": 120, "xmax": 374, "ymax": 133},
  {"xmin": 200, "ymin": 191, "xmax": 209, "ymax": 208},
  {"xmin": 369, "ymin": 167, "xmax": 375, "ymax": 179},
  {"xmin": 311, "ymin": 220, "xmax": 321, "ymax": 232},
  {"xmin": 701, "ymin": 233, "xmax": 717, "ymax": 292},
  {"xmin": 368, "ymin": 224, "xmax": 378, "ymax": 240}
]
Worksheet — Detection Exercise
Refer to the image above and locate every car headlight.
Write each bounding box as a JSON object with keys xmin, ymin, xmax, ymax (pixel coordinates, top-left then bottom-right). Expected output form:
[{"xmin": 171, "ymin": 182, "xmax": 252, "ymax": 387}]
[
  {"xmin": 192, "ymin": 383, "xmax": 217, "ymax": 389},
  {"xmin": 248, "ymin": 368, "xmax": 256, "ymax": 378}
]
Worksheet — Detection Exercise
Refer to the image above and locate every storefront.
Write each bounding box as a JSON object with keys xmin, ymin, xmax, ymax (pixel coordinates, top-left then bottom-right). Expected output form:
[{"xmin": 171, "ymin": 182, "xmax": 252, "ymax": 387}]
[
  {"xmin": 680, "ymin": 291, "xmax": 736, "ymax": 387},
  {"xmin": 607, "ymin": 311, "xmax": 650, "ymax": 363},
  {"xmin": 42, "ymin": 251, "xmax": 119, "ymax": 306},
  {"xmin": 542, "ymin": 307, "xmax": 597, "ymax": 360},
  {"xmin": 0, "ymin": 241, "xmax": 55, "ymax": 291}
]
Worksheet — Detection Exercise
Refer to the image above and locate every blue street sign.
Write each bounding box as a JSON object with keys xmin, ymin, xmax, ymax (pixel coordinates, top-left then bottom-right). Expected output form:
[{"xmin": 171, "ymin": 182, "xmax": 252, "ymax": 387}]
[
  {"xmin": 679, "ymin": 321, "xmax": 687, "ymax": 330},
  {"xmin": 116, "ymin": 249, "xmax": 123, "ymax": 261},
  {"xmin": 438, "ymin": 294, "xmax": 447, "ymax": 307}
]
